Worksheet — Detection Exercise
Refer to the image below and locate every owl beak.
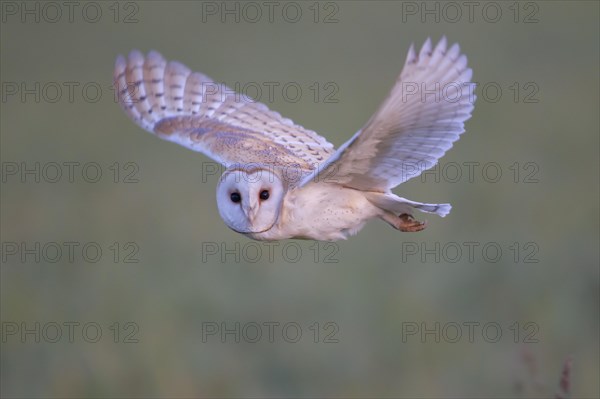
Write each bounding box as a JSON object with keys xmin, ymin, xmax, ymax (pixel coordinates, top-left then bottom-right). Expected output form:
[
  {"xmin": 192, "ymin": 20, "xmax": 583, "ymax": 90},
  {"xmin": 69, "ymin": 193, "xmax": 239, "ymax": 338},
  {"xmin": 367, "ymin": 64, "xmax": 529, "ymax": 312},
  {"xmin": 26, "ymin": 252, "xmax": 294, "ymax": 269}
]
[{"xmin": 243, "ymin": 202, "xmax": 259, "ymax": 222}]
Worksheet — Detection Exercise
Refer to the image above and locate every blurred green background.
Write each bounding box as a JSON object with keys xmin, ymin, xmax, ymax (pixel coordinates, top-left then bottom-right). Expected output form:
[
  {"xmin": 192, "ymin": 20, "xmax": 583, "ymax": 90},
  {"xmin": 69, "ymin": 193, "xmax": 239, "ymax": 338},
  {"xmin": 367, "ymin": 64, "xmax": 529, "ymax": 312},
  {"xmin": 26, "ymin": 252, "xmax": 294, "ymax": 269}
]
[{"xmin": 1, "ymin": 1, "xmax": 598, "ymax": 398}]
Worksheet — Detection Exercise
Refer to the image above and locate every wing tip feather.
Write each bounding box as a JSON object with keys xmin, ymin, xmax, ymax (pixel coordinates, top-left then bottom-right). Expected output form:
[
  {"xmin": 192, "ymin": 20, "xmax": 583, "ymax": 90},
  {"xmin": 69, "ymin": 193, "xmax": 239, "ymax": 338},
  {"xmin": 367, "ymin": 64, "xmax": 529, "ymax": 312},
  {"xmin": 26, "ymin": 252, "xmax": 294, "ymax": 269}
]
[
  {"xmin": 405, "ymin": 43, "xmax": 417, "ymax": 66},
  {"xmin": 127, "ymin": 49, "xmax": 144, "ymax": 64}
]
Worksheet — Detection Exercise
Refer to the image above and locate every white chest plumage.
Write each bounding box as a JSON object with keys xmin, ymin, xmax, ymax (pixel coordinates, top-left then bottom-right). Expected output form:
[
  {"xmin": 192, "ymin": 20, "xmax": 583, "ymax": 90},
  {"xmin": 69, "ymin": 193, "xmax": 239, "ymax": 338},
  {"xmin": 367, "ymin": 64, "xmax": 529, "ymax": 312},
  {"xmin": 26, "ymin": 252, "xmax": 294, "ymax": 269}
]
[{"xmin": 249, "ymin": 184, "xmax": 381, "ymax": 241}]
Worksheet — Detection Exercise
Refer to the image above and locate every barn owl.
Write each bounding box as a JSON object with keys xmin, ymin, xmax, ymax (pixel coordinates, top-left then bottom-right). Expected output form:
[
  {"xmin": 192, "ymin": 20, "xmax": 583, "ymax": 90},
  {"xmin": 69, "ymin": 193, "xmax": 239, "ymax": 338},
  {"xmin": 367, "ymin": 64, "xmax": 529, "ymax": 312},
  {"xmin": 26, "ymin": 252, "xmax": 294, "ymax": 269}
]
[{"xmin": 114, "ymin": 37, "xmax": 475, "ymax": 241}]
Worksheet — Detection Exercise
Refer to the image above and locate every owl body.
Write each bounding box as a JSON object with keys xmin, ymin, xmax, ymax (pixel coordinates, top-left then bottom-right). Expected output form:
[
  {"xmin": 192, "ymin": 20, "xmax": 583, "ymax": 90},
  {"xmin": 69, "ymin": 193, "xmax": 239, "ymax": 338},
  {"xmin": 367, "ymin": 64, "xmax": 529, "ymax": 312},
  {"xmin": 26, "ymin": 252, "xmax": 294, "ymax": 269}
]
[
  {"xmin": 247, "ymin": 182, "xmax": 381, "ymax": 241},
  {"xmin": 115, "ymin": 37, "xmax": 476, "ymax": 241}
]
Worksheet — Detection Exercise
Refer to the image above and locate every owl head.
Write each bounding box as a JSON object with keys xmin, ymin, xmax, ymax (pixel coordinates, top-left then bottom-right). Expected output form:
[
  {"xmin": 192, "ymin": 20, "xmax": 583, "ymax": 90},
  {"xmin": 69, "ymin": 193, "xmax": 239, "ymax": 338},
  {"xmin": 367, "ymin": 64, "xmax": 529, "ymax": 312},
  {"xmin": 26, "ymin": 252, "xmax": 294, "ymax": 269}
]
[{"xmin": 216, "ymin": 166, "xmax": 286, "ymax": 234}]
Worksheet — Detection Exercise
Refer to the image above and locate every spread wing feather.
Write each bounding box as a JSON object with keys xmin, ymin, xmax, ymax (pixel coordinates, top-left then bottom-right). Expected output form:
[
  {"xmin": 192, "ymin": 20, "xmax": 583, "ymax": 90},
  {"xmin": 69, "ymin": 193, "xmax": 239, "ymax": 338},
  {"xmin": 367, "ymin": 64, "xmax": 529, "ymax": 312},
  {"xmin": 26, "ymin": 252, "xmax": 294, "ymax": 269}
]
[
  {"xmin": 114, "ymin": 51, "xmax": 335, "ymax": 171},
  {"xmin": 301, "ymin": 37, "xmax": 475, "ymax": 191}
]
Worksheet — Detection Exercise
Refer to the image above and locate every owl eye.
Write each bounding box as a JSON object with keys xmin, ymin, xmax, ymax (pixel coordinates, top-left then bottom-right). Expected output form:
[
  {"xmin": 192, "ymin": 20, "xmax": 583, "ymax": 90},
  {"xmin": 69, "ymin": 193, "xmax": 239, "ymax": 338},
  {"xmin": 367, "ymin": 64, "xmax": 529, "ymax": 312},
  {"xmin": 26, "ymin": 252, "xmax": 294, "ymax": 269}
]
[
  {"xmin": 230, "ymin": 192, "xmax": 241, "ymax": 203},
  {"xmin": 259, "ymin": 190, "xmax": 270, "ymax": 201}
]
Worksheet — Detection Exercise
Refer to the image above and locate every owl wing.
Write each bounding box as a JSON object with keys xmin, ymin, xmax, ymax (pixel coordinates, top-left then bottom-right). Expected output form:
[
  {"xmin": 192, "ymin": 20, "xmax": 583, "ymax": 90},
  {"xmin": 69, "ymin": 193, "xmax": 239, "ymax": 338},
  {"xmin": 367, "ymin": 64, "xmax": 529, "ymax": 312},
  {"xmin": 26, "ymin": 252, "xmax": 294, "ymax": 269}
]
[
  {"xmin": 300, "ymin": 37, "xmax": 475, "ymax": 191},
  {"xmin": 114, "ymin": 51, "xmax": 335, "ymax": 172}
]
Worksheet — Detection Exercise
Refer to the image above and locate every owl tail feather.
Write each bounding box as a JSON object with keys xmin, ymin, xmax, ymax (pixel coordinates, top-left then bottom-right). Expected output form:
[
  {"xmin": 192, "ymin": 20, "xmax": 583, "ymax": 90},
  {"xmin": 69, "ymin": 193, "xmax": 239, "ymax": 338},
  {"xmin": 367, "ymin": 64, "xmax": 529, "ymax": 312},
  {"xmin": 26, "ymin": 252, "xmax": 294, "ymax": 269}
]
[{"xmin": 365, "ymin": 192, "xmax": 451, "ymax": 218}]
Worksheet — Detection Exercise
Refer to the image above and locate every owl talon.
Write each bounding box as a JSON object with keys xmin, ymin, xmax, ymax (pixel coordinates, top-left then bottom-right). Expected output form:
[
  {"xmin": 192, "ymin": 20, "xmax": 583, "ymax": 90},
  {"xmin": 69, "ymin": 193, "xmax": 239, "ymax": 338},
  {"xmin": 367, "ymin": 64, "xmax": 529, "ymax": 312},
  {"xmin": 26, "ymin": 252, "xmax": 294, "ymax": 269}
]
[{"xmin": 398, "ymin": 213, "xmax": 427, "ymax": 232}]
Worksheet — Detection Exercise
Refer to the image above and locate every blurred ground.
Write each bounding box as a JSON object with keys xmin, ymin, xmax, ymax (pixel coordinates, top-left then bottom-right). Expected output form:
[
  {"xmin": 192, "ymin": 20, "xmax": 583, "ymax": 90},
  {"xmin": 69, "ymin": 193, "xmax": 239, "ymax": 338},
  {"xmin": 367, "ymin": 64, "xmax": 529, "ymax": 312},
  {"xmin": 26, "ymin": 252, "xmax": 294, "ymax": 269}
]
[{"xmin": 1, "ymin": 1, "xmax": 598, "ymax": 398}]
